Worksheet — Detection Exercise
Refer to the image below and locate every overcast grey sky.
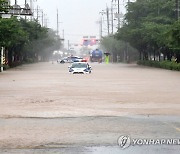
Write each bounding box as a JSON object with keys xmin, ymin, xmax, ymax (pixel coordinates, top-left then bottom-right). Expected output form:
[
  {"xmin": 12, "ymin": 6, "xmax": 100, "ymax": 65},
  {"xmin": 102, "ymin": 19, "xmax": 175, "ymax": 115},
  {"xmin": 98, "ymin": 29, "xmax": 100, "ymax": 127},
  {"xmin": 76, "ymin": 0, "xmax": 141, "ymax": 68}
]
[{"xmin": 16, "ymin": 0, "xmax": 127, "ymax": 47}]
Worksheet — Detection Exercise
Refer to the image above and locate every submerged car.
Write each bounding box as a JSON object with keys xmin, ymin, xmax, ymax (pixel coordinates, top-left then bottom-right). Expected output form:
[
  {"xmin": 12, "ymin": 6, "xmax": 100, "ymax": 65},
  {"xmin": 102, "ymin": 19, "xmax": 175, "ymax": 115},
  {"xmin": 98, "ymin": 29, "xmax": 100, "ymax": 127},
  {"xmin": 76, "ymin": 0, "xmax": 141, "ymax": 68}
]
[
  {"xmin": 58, "ymin": 56, "xmax": 83, "ymax": 63},
  {"xmin": 68, "ymin": 62, "xmax": 92, "ymax": 74}
]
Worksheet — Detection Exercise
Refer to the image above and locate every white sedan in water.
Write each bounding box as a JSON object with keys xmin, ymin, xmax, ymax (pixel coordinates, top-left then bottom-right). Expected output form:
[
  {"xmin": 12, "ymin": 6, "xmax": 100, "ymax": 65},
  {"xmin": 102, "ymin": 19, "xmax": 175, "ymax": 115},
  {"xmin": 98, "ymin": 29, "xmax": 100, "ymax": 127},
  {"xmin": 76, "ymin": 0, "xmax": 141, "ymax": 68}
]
[{"xmin": 68, "ymin": 62, "xmax": 92, "ymax": 74}]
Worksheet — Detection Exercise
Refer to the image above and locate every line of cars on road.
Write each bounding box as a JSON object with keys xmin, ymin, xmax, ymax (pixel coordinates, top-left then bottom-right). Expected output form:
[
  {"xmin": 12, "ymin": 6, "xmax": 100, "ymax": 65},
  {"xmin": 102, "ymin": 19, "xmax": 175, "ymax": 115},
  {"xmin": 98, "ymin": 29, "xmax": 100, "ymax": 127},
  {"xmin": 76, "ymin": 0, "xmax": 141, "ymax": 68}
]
[
  {"xmin": 57, "ymin": 56, "xmax": 92, "ymax": 74},
  {"xmin": 57, "ymin": 56, "xmax": 83, "ymax": 63}
]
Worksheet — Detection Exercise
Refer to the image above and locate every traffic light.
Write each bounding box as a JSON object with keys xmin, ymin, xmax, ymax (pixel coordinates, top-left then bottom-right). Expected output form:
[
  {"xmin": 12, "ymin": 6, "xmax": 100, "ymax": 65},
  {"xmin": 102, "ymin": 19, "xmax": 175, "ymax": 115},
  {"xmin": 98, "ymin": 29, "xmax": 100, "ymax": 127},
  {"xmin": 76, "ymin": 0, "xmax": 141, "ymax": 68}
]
[
  {"xmin": 82, "ymin": 37, "xmax": 99, "ymax": 46},
  {"xmin": 90, "ymin": 39, "xmax": 99, "ymax": 46},
  {"xmin": 90, "ymin": 39, "xmax": 96, "ymax": 46},
  {"xmin": 83, "ymin": 39, "xmax": 89, "ymax": 46}
]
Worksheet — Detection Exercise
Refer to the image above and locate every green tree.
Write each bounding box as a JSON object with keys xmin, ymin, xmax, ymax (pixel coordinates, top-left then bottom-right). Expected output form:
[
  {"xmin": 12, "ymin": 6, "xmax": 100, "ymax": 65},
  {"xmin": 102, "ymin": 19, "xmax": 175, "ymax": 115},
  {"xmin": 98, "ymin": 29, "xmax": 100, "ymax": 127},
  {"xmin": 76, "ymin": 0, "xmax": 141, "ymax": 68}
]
[
  {"xmin": 100, "ymin": 36, "xmax": 138, "ymax": 62},
  {"xmin": 20, "ymin": 19, "xmax": 62, "ymax": 62},
  {"xmin": 0, "ymin": 17, "xmax": 62, "ymax": 67},
  {"xmin": 168, "ymin": 21, "xmax": 180, "ymax": 62},
  {"xmin": 0, "ymin": 17, "xmax": 28, "ymax": 66},
  {"xmin": 116, "ymin": 0, "xmax": 176, "ymax": 62},
  {"xmin": 0, "ymin": 0, "xmax": 9, "ymax": 13}
]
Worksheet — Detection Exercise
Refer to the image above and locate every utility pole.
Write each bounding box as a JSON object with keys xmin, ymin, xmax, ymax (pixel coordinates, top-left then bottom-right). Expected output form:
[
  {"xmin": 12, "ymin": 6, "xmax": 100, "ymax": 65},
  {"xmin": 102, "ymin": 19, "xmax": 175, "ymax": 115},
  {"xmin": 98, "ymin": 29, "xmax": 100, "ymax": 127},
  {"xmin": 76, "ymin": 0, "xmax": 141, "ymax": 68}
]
[
  {"xmin": 36, "ymin": 5, "xmax": 39, "ymax": 22},
  {"xmin": 111, "ymin": 1, "xmax": 114, "ymax": 34},
  {"xmin": 56, "ymin": 10, "xmax": 63, "ymax": 37},
  {"xmin": 106, "ymin": 6, "xmax": 110, "ymax": 35},
  {"xmin": 62, "ymin": 29, "xmax": 65, "ymax": 47},
  {"xmin": 44, "ymin": 14, "xmax": 48, "ymax": 27},
  {"xmin": 30, "ymin": 0, "xmax": 32, "ymax": 20},
  {"xmin": 126, "ymin": 0, "xmax": 130, "ymax": 63},
  {"xmin": 62, "ymin": 30, "xmax": 64, "ymax": 40},
  {"xmin": 44, "ymin": 18, "xmax": 49, "ymax": 27},
  {"xmin": 34, "ymin": 7, "xmax": 44, "ymax": 26},
  {"xmin": 100, "ymin": 17, "xmax": 103, "ymax": 39},
  {"xmin": 117, "ymin": 0, "xmax": 120, "ymax": 28},
  {"xmin": 57, "ymin": 9, "xmax": 59, "ymax": 36},
  {"xmin": 25, "ymin": 0, "xmax": 27, "ymax": 20},
  {"xmin": 99, "ymin": 11, "xmax": 104, "ymax": 39},
  {"xmin": 68, "ymin": 40, "xmax": 70, "ymax": 51},
  {"xmin": 179, "ymin": 0, "xmax": 180, "ymax": 20},
  {"xmin": 30, "ymin": 0, "xmax": 34, "ymax": 21},
  {"xmin": 41, "ymin": 10, "xmax": 44, "ymax": 26},
  {"xmin": 112, "ymin": 0, "xmax": 120, "ymax": 28},
  {"xmin": 176, "ymin": 0, "xmax": 179, "ymax": 20}
]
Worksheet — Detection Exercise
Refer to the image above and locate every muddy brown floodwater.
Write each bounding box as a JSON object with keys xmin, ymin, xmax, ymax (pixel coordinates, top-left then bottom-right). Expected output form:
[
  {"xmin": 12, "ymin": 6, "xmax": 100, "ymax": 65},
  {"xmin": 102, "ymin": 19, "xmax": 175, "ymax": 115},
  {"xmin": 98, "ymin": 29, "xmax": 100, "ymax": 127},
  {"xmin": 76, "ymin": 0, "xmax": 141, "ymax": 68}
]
[{"xmin": 0, "ymin": 62, "xmax": 180, "ymax": 153}]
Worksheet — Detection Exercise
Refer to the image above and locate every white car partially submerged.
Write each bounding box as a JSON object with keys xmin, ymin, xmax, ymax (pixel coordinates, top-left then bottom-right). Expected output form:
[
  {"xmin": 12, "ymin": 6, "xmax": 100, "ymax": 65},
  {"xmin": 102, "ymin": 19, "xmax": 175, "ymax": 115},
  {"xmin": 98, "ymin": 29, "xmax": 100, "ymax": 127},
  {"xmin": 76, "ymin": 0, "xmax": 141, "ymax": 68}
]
[{"xmin": 68, "ymin": 62, "xmax": 92, "ymax": 74}]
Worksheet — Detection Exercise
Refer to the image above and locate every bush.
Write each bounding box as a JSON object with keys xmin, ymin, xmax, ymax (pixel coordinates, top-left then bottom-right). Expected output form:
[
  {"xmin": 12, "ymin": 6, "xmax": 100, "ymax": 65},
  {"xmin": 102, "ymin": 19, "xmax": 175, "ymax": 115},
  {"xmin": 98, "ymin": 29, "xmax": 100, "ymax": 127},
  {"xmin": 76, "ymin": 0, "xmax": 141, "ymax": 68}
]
[{"xmin": 137, "ymin": 60, "xmax": 180, "ymax": 71}]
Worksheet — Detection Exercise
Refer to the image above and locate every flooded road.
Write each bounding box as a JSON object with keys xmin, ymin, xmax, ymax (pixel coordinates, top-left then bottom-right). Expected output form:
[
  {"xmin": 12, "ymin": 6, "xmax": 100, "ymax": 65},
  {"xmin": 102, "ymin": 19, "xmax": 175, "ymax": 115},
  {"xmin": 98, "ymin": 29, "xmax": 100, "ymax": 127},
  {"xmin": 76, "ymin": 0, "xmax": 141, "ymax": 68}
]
[{"xmin": 0, "ymin": 62, "xmax": 180, "ymax": 153}]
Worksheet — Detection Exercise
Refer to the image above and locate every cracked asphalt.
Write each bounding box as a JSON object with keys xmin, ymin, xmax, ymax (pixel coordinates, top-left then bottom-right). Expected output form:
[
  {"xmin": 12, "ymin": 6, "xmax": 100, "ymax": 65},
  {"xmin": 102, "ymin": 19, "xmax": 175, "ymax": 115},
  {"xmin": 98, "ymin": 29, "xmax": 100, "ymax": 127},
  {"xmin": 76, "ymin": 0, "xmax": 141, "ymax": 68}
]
[{"xmin": 0, "ymin": 62, "xmax": 180, "ymax": 153}]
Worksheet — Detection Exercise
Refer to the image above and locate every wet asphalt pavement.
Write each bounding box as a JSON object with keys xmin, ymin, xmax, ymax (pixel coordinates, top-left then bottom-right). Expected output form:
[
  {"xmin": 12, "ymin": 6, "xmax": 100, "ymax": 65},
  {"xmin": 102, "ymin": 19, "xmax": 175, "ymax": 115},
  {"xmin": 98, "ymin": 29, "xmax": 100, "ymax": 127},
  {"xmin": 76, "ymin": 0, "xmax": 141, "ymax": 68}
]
[{"xmin": 0, "ymin": 62, "xmax": 180, "ymax": 153}]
